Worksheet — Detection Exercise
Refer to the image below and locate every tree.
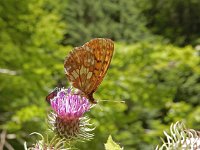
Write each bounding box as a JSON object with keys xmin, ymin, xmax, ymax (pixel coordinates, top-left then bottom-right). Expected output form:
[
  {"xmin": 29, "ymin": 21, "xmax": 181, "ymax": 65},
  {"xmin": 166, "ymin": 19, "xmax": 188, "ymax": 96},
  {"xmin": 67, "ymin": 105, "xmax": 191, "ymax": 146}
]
[
  {"xmin": 62, "ymin": 0, "xmax": 153, "ymax": 46},
  {"xmin": 0, "ymin": 0, "xmax": 67, "ymax": 148},
  {"xmin": 143, "ymin": 0, "xmax": 200, "ymax": 46}
]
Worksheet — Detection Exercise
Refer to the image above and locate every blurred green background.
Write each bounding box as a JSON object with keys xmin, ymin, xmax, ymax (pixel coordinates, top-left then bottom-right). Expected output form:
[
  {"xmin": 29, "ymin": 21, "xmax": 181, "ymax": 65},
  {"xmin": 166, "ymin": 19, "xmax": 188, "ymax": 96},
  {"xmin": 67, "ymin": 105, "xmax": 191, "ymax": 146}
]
[{"xmin": 0, "ymin": 0, "xmax": 200, "ymax": 149}]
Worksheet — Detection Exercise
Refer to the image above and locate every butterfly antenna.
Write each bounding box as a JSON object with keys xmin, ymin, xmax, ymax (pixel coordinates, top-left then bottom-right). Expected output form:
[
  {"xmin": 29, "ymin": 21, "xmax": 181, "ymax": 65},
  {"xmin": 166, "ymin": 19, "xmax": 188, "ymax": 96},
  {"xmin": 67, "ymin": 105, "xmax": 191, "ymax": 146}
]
[
  {"xmin": 97, "ymin": 99, "xmax": 125, "ymax": 103},
  {"xmin": 94, "ymin": 99, "xmax": 125, "ymax": 112},
  {"xmin": 96, "ymin": 103, "xmax": 103, "ymax": 111}
]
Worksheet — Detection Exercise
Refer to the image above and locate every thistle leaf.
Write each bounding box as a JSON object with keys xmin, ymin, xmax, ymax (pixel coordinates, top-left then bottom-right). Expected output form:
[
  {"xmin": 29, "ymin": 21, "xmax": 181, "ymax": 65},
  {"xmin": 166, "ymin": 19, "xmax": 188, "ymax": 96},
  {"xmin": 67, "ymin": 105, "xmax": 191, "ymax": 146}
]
[{"xmin": 105, "ymin": 135, "xmax": 123, "ymax": 150}]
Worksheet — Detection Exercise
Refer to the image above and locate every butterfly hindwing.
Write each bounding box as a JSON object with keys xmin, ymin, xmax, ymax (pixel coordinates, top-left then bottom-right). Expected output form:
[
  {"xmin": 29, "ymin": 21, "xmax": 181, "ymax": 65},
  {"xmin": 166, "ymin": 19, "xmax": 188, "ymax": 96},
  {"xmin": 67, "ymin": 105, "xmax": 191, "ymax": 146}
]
[{"xmin": 64, "ymin": 46, "xmax": 95, "ymax": 92}]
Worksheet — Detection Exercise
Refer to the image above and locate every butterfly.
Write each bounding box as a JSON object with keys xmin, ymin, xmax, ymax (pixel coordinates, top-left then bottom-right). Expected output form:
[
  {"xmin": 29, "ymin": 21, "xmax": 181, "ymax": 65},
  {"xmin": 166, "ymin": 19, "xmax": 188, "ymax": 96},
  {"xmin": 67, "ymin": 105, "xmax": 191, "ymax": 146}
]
[{"xmin": 64, "ymin": 38, "xmax": 114, "ymax": 104}]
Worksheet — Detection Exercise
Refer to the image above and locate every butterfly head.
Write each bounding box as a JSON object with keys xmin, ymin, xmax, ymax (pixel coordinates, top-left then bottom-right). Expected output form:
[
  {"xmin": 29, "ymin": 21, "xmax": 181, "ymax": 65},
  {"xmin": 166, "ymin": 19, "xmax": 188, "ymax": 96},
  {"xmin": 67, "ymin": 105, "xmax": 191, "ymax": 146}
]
[{"xmin": 87, "ymin": 93, "xmax": 97, "ymax": 104}]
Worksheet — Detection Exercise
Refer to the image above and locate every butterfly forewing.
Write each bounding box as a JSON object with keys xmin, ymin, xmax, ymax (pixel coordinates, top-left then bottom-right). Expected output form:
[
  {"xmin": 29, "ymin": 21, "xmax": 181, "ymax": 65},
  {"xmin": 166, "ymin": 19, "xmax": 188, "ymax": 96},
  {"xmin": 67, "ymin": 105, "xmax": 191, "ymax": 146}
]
[
  {"xmin": 83, "ymin": 38, "xmax": 114, "ymax": 92},
  {"xmin": 64, "ymin": 38, "xmax": 114, "ymax": 103}
]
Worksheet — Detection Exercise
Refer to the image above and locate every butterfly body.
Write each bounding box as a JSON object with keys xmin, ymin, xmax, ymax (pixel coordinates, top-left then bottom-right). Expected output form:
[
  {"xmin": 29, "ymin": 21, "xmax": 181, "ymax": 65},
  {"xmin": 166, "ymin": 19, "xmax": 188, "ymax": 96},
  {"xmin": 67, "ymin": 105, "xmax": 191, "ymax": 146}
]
[
  {"xmin": 64, "ymin": 38, "xmax": 114, "ymax": 104},
  {"xmin": 75, "ymin": 90, "xmax": 96, "ymax": 104}
]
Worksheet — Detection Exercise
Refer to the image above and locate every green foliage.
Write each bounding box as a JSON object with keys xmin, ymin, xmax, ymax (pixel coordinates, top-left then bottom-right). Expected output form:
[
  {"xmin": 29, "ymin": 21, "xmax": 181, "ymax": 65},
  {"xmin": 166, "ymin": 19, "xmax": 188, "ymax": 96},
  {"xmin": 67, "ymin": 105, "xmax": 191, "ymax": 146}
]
[
  {"xmin": 62, "ymin": 0, "xmax": 155, "ymax": 46},
  {"xmin": 105, "ymin": 135, "xmax": 123, "ymax": 150},
  {"xmin": 1, "ymin": 0, "xmax": 200, "ymax": 149},
  {"xmin": 143, "ymin": 0, "xmax": 200, "ymax": 46},
  {"xmin": 0, "ymin": 0, "xmax": 68, "ymax": 148},
  {"xmin": 63, "ymin": 0, "xmax": 200, "ymax": 46}
]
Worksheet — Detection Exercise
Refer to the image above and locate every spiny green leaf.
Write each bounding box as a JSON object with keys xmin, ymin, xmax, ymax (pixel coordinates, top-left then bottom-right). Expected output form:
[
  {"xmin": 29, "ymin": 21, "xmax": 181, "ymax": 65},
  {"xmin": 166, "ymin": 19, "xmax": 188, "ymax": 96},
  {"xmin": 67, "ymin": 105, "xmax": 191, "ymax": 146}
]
[{"xmin": 105, "ymin": 135, "xmax": 123, "ymax": 150}]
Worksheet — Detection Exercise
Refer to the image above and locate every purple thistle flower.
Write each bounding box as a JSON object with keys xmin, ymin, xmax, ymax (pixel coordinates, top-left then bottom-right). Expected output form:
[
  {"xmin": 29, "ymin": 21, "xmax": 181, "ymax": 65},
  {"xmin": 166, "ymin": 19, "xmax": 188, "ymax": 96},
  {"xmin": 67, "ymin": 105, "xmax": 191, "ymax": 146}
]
[{"xmin": 48, "ymin": 88, "xmax": 94, "ymax": 141}]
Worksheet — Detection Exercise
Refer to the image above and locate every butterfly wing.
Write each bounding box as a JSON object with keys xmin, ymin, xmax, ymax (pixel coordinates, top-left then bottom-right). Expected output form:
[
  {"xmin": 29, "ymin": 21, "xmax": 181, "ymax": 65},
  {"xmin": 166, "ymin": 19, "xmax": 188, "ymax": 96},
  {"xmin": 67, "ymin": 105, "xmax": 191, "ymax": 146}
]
[
  {"xmin": 64, "ymin": 38, "xmax": 114, "ymax": 103},
  {"xmin": 64, "ymin": 46, "xmax": 96, "ymax": 92},
  {"xmin": 83, "ymin": 38, "xmax": 114, "ymax": 92}
]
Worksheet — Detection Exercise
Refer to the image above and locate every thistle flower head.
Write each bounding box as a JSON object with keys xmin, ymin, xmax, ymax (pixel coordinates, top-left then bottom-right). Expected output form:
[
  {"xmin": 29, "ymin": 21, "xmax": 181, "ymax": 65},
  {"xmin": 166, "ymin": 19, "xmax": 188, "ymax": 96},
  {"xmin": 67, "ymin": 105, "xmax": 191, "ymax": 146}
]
[
  {"xmin": 48, "ymin": 87, "xmax": 94, "ymax": 141},
  {"xmin": 24, "ymin": 132, "xmax": 66, "ymax": 150},
  {"xmin": 156, "ymin": 121, "xmax": 200, "ymax": 150},
  {"xmin": 50, "ymin": 88, "xmax": 91, "ymax": 120}
]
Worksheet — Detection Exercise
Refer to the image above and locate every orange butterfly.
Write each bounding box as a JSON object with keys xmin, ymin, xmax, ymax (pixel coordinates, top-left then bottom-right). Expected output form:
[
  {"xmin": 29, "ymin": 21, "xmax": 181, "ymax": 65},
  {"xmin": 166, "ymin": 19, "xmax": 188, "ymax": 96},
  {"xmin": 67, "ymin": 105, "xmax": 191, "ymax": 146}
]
[{"xmin": 64, "ymin": 38, "xmax": 114, "ymax": 104}]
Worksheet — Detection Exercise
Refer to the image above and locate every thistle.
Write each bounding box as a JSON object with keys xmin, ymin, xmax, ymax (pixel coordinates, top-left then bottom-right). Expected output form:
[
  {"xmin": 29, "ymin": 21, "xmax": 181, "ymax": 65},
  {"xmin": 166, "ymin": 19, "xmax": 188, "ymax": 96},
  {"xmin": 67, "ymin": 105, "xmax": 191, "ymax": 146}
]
[
  {"xmin": 24, "ymin": 133, "xmax": 66, "ymax": 150},
  {"xmin": 48, "ymin": 88, "xmax": 94, "ymax": 141},
  {"xmin": 156, "ymin": 121, "xmax": 200, "ymax": 150}
]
